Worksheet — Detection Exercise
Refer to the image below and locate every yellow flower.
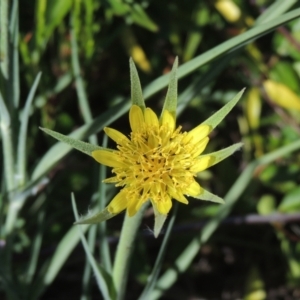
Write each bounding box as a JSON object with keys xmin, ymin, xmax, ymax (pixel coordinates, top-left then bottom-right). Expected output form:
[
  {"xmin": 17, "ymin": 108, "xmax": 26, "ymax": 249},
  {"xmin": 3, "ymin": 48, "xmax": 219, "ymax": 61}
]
[
  {"xmin": 92, "ymin": 105, "xmax": 212, "ymax": 216},
  {"xmin": 40, "ymin": 58, "xmax": 243, "ymax": 235},
  {"xmin": 90, "ymin": 58, "xmax": 244, "ymax": 219}
]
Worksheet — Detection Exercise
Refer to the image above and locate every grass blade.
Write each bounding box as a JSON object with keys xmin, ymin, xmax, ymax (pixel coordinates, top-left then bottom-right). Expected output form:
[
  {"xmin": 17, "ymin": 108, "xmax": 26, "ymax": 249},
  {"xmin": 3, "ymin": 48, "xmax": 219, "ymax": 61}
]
[
  {"xmin": 98, "ymin": 135, "xmax": 112, "ymax": 273},
  {"xmin": 70, "ymin": 11, "xmax": 97, "ymax": 145},
  {"xmin": 9, "ymin": 0, "xmax": 19, "ymax": 108},
  {"xmin": 138, "ymin": 203, "xmax": 178, "ymax": 300},
  {"xmin": 143, "ymin": 8, "xmax": 300, "ymax": 100},
  {"xmin": 31, "ymin": 224, "xmax": 90, "ymax": 299},
  {"xmin": 255, "ymin": 0, "xmax": 298, "ymax": 24},
  {"xmin": 71, "ymin": 194, "xmax": 113, "ymax": 300},
  {"xmin": 0, "ymin": 0, "xmax": 9, "ymax": 79},
  {"xmin": 17, "ymin": 72, "xmax": 42, "ymax": 186}
]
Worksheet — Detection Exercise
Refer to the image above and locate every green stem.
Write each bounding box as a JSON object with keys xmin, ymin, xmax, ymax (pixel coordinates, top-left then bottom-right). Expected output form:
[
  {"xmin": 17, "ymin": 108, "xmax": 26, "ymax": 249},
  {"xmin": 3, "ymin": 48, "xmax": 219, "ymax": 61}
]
[
  {"xmin": 0, "ymin": 92, "xmax": 16, "ymax": 235},
  {"xmin": 112, "ymin": 204, "xmax": 147, "ymax": 300},
  {"xmin": 0, "ymin": 0, "xmax": 8, "ymax": 79},
  {"xmin": 81, "ymin": 225, "xmax": 97, "ymax": 300},
  {"xmin": 0, "ymin": 124, "xmax": 15, "ymax": 193},
  {"xmin": 99, "ymin": 135, "xmax": 112, "ymax": 273}
]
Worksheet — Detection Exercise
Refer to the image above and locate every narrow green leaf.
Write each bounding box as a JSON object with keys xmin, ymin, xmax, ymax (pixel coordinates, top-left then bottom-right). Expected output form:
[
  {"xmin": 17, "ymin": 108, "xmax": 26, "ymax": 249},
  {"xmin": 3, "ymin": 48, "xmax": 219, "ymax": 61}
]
[
  {"xmin": 278, "ymin": 187, "xmax": 300, "ymax": 213},
  {"xmin": 0, "ymin": 90, "xmax": 10, "ymax": 126},
  {"xmin": 25, "ymin": 209, "xmax": 45, "ymax": 284},
  {"xmin": 99, "ymin": 135, "xmax": 113, "ymax": 273},
  {"xmin": 0, "ymin": 0, "xmax": 9, "ymax": 78},
  {"xmin": 193, "ymin": 188, "xmax": 225, "ymax": 204},
  {"xmin": 45, "ymin": 0, "xmax": 73, "ymax": 41},
  {"xmin": 9, "ymin": 0, "xmax": 20, "ymax": 108},
  {"xmin": 81, "ymin": 226, "xmax": 97, "ymax": 300},
  {"xmin": 34, "ymin": 225, "xmax": 89, "ymax": 299},
  {"xmin": 70, "ymin": 11, "xmax": 97, "ymax": 145},
  {"xmin": 153, "ymin": 205, "xmax": 167, "ymax": 238},
  {"xmin": 130, "ymin": 57, "xmax": 145, "ymax": 110},
  {"xmin": 71, "ymin": 194, "xmax": 113, "ymax": 300},
  {"xmin": 17, "ymin": 72, "xmax": 42, "ymax": 186},
  {"xmin": 107, "ymin": 0, "xmax": 129, "ymax": 15},
  {"xmin": 130, "ymin": 4, "xmax": 158, "ymax": 32},
  {"xmin": 74, "ymin": 207, "xmax": 117, "ymax": 225},
  {"xmin": 161, "ymin": 57, "xmax": 178, "ymax": 121},
  {"xmin": 138, "ymin": 203, "xmax": 178, "ymax": 300},
  {"xmin": 107, "ymin": 1, "xmax": 158, "ymax": 32},
  {"xmin": 82, "ymin": 0, "xmax": 95, "ymax": 59},
  {"xmin": 201, "ymin": 142, "xmax": 243, "ymax": 169},
  {"xmin": 255, "ymin": 0, "xmax": 298, "ymax": 24},
  {"xmin": 35, "ymin": 0, "xmax": 46, "ymax": 49},
  {"xmin": 32, "ymin": 100, "xmax": 130, "ymax": 181},
  {"xmin": 0, "ymin": 91, "xmax": 15, "ymax": 193},
  {"xmin": 143, "ymin": 9, "xmax": 300, "ymax": 102},
  {"xmin": 202, "ymin": 89, "xmax": 245, "ymax": 131},
  {"xmin": 40, "ymin": 127, "xmax": 105, "ymax": 156}
]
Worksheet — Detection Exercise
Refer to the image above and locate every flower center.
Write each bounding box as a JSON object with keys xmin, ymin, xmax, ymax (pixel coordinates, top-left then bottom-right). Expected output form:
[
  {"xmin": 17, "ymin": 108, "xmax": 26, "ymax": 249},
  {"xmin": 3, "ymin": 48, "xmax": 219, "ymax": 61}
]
[{"xmin": 114, "ymin": 124, "xmax": 196, "ymax": 193}]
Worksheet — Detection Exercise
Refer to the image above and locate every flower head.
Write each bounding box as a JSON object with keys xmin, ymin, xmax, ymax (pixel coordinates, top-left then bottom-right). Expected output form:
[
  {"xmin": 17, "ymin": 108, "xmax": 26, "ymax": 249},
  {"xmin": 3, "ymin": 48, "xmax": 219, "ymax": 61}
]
[
  {"xmin": 93, "ymin": 105, "xmax": 212, "ymax": 216},
  {"xmin": 40, "ymin": 58, "xmax": 243, "ymax": 236},
  {"xmin": 91, "ymin": 58, "xmax": 243, "ymax": 220}
]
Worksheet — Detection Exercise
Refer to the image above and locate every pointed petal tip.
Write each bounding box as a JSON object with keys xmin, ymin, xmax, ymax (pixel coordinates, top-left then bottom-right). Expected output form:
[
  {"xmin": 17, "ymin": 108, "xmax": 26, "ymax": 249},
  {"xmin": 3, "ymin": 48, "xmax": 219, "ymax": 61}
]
[
  {"xmin": 74, "ymin": 207, "xmax": 118, "ymax": 225},
  {"xmin": 193, "ymin": 188, "xmax": 225, "ymax": 204},
  {"xmin": 154, "ymin": 216, "xmax": 167, "ymax": 238},
  {"xmin": 153, "ymin": 203, "xmax": 168, "ymax": 238},
  {"xmin": 173, "ymin": 56, "xmax": 178, "ymax": 68},
  {"xmin": 154, "ymin": 229, "xmax": 161, "ymax": 239}
]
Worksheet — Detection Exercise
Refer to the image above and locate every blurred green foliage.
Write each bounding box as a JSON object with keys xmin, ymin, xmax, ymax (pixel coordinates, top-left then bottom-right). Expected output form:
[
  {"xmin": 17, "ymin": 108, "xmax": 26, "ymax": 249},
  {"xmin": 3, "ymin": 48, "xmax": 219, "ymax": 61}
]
[{"xmin": 1, "ymin": 0, "xmax": 300, "ymax": 299}]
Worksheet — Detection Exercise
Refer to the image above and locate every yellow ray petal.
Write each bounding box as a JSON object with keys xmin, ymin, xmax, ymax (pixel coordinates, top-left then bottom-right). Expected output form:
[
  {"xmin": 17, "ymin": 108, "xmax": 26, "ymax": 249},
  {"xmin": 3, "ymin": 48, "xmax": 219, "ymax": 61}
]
[
  {"xmin": 107, "ymin": 191, "xmax": 128, "ymax": 214},
  {"xmin": 127, "ymin": 196, "xmax": 140, "ymax": 216},
  {"xmin": 161, "ymin": 110, "xmax": 175, "ymax": 132},
  {"xmin": 92, "ymin": 150, "xmax": 126, "ymax": 168},
  {"xmin": 183, "ymin": 124, "xmax": 210, "ymax": 144},
  {"xmin": 190, "ymin": 156, "xmax": 215, "ymax": 173},
  {"xmin": 183, "ymin": 181, "xmax": 202, "ymax": 197},
  {"xmin": 129, "ymin": 105, "xmax": 144, "ymax": 132},
  {"xmin": 104, "ymin": 127, "xmax": 129, "ymax": 145},
  {"xmin": 199, "ymin": 143, "xmax": 243, "ymax": 169},
  {"xmin": 168, "ymin": 187, "xmax": 188, "ymax": 204},
  {"xmin": 102, "ymin": 176, "xmax": 119, "ymax": 183},
  {"xmin": 191, "ymin": 137, "xmax": 209, "ymax": 157},
  {"xmin": 135, "ymin": 197, "xmax": 148, "ymax": 212},
  {"xmin": 144, "ymin": 107, "xmax": 159, "ymax": 127},
  {"xmin": 153, "ymin": 197, "xmax": 172, "ymax": 215}
]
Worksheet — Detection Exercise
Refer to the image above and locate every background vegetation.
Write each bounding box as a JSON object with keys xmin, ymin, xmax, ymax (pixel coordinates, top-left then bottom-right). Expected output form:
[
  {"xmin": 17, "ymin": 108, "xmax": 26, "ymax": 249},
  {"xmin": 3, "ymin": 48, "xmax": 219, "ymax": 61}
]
[{"xmin": 1, "ymin": 0, "xmax": 300, "ymax": 299}]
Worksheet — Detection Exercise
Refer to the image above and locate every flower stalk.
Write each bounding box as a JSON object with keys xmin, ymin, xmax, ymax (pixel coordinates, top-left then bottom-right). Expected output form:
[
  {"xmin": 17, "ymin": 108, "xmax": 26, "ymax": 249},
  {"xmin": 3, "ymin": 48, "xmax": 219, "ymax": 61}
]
[{"xmin": 112, "ymin": 203, "xmax": 148, "ymax": 300}]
